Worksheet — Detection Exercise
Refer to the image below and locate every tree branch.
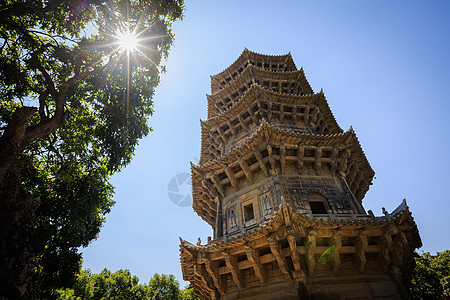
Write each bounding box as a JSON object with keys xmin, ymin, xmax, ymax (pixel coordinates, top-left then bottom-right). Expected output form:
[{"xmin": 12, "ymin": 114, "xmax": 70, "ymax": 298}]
[
  {"xmin": 38, "ymin": 89, "xmax": 50, "ymax": 120},
  {"xmin": 31, "ymin": 50, "xmax": 58, "ymax": 99},
  {"xmin": 23, "ymin": 56, "xmax": 115, "ymax": 144},
  {"xmin": 0, "ymin": 1, "xmax": 59, "ymax": 21},
  {"xmin": 0, "ymin": 34, "xmax": 118, "ymax": 172}
]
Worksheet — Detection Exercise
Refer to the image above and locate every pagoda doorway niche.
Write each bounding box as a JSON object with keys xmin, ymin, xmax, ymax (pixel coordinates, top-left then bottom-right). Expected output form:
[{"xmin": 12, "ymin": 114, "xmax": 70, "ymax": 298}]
[
  {"xmin": 307, "ymin": 192, "xmax": 329, "ymax": 214},
  {"xmin": 241, "ymin": 199, "xmax": 258, "ymax": 227}
]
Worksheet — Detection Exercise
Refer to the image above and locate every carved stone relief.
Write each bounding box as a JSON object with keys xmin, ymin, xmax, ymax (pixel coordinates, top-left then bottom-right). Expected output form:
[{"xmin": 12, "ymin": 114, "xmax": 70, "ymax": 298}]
[
  {"xmin": 289, "ymin": 188, "xmax": 304, "ymax": 209},
  {"xmin": 226, "ymin": 207, "xmax": 238, "ymax": 231},
  {"xmin": 260, "ymin": 193, "xmax": 273, "ymax": 216}
]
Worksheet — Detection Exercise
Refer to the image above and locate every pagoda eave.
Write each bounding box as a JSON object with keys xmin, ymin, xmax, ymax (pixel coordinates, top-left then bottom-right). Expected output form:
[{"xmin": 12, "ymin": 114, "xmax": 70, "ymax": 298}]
[
  {"xmin": 195, "ymin": 123, "xmax": 372, "ymax": 179},
  {"xmin": 210, "ymin": 49, "xmax": 298, "ymax": 94},
  {"xmin": 180, "ymin": 201, "xmax": 421, "ymax": 300},
  {"xmin": 204, "ymin": 84, "xmax": 341, "ymax": 133},
  {"xmin": 192, "ymin": 124, "xmax": 374, "ymax": 224},
  {"xmin": 208, "ymin": 65, "xmax": 314, "ymax": 118},
  {"xmin": 209, "ymin": 65, "xmax": 313, "ymax": 101}
]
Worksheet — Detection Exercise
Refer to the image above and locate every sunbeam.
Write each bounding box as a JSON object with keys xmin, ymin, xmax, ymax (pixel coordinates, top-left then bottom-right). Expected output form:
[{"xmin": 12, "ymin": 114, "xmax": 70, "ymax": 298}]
[{"xmin": 116, "ymin": 29, "xmax": 139, "ymax": 53}]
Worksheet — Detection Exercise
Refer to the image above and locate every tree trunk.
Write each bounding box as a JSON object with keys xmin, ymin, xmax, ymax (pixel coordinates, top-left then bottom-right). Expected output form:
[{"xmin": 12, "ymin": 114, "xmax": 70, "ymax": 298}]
[
  {"xmin": 0, "ymin": 164, "xmax": 39, "ymax": 299},
  {"xmin": 0, "ymin": 106, "xmax": 37, "ymax": 183}
]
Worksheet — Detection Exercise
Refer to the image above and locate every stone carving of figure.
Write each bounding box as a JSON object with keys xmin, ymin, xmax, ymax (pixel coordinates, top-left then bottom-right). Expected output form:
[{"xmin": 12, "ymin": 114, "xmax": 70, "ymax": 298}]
[
  {"xmin": 290, "ymin": 189, "xmax": 303, "ymax": 209},
  {"xmin": 228, "ymin": 209, "xmax": 237, "ymax": 228},
  {"xmin": 262, "ymin": 194, "xmax": 272, "ymax": 215}
]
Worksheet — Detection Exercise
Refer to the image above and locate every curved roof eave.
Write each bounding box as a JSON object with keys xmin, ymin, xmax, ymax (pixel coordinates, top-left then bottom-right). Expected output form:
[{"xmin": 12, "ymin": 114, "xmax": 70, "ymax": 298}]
[
  {"xmin": 211, "ymin": 48, "xmax": 297, "ymax": 82},
  {"xmin": 194, "ymin": 122, "xmax": 358, "ymax": 172},
  {"xmin": 181, "ymin": 200, "xmax": 419, "ymax": 252},
  {"xmin": 204, "ymin": 84, "xmax": 342, "ymax": 134}
]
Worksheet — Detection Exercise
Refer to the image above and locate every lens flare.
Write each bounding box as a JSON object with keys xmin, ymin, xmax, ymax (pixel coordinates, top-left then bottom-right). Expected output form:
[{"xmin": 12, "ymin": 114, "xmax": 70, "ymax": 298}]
[{"xmin": 116, "ymin": 30, "xmax": 138, "ymax": 53}]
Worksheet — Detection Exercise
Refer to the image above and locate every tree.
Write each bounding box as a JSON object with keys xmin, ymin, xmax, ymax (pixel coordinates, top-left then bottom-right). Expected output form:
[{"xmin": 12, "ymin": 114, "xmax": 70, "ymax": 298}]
[
  {"xmin": 179, "ymin": 286, "xmax": 197, "ymax": 300},
  {"xmin": 147, "ymin": 273, "xmax": 181, "ymax": 300},
  {"xmin": 55, "ymin": 269, "xmax": 197, "ymax": 300},
  {"xmin": 0, "ymin": 0, "xmax": 183, "ymax": 298},
  {"xmin": 409, "ymin": 250, "xmax": 450, "ymax": 299}
]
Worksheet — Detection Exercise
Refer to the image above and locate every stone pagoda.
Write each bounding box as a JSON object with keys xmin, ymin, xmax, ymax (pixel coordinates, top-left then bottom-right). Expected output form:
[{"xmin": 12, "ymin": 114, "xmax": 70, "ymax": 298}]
[{"xmin": 179, "ymin": 49, "xmax": 421, "ymax": 300}]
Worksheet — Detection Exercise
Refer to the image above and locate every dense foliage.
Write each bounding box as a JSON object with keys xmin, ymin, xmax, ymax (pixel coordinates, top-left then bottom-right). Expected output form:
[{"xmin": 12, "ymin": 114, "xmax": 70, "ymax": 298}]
[
  {"xmin": 0, "ymin": 0, "xmax": 183, "ymax": 298},
  {"xmin": 55, "ymin": 270, "xmax": 196, "ymax": 300},
  {"xmin": 410, "ymin": 250, "xmax": 450, "ymax": 299}
]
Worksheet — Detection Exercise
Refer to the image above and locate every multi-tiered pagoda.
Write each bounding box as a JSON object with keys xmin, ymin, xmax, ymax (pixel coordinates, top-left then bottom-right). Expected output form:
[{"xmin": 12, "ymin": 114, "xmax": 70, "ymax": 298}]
[{"xmin": 180, "ymin": 49, "xmax": 421, "ymax": 300}]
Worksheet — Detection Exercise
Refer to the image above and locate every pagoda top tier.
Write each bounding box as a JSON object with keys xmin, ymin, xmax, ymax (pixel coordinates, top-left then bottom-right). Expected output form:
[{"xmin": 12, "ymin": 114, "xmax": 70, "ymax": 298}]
[{"xmin": 210, "ymin": 49, "xmax": 299, "ymax": 94}]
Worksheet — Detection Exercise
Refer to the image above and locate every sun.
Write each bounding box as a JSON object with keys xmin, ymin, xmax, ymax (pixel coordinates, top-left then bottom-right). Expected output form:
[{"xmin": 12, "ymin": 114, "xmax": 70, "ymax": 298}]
[{"xmin": 116, "ymin": 29, "xmax": 139, "ymax": 53}]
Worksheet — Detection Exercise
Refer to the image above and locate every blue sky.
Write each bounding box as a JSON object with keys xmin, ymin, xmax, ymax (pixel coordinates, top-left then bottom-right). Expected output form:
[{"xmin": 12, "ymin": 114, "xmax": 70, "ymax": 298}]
[{"xmin": 81, "ymin": 0, "xmax": 450, "ymax": 286}]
